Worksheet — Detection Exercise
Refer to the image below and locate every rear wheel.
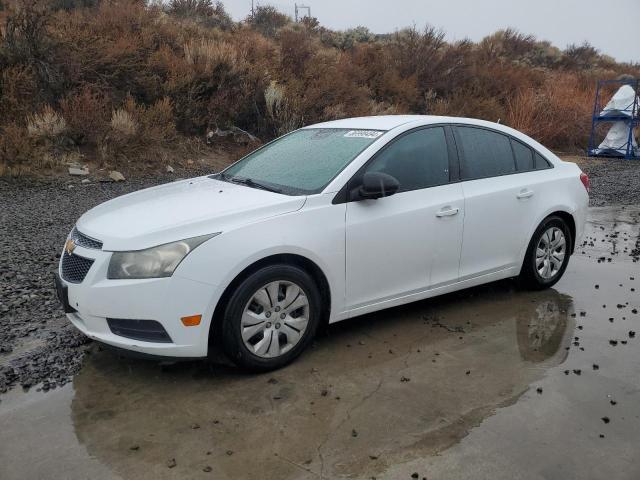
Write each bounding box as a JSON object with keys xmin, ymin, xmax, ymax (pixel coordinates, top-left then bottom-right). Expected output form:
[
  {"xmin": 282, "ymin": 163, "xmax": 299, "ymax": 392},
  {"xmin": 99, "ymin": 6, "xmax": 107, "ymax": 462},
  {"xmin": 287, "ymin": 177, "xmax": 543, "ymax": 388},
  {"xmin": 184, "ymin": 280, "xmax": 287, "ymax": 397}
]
[
  {"xmin": 221, "ymin": 264, "xmax": 321, "ymax": 371},
  {"xmin": 519, "ymin": 216, "xmax": 572, "ymax": 290}
]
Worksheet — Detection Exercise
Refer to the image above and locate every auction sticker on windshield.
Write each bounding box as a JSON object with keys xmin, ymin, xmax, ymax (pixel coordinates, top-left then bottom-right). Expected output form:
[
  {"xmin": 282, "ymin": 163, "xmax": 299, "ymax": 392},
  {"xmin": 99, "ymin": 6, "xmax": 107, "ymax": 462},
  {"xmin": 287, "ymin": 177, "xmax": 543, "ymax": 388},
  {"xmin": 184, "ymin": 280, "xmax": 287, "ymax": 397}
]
[{"xmin": 344, "ymin": 130, "xmax": 384, "ymax": 139}]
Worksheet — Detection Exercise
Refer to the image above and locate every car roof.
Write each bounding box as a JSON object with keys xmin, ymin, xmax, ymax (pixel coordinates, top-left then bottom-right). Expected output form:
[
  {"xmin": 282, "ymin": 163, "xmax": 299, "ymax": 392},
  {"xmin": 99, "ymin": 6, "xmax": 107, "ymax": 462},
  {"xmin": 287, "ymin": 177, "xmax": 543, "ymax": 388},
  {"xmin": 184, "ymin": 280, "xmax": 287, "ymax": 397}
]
[
  {"xmin": 305, "ymin": 115, "xmax": 511, "ymax": 132},
  {"xmin": 305, "ymin": 115, "xmax": 429, "ymax": 130}
]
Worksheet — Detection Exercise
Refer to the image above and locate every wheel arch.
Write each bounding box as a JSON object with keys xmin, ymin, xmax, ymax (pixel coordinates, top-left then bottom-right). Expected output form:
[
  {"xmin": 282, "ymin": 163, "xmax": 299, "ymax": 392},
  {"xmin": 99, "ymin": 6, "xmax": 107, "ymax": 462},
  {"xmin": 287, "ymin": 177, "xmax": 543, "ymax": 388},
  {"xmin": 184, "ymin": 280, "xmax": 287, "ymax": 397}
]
[
  {"xmin": 551, "ymin": 210, "xmax": 576, "ymax": 254},
  {"xmin": 517, "ymin": 208, "xmax": 577, "ymax": 277},
  {"xmin": 208, "ymin": 253, "xmax": 332, "ymax": 348}
]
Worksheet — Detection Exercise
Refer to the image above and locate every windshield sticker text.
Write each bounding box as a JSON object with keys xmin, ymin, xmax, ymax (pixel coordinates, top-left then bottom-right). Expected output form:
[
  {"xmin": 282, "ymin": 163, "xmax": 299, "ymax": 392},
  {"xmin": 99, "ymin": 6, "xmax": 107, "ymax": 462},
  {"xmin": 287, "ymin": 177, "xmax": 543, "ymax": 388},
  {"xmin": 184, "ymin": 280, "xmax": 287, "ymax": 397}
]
[{"xmin": 344, "ymin": 130, "xmax": 384, "ymax": 139}]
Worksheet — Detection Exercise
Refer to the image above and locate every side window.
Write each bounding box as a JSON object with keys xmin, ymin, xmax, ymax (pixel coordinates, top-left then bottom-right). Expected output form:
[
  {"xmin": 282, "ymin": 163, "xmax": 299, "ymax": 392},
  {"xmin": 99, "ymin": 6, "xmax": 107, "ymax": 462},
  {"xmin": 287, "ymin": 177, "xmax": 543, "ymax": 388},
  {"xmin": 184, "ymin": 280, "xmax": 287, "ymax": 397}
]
[
  {"xmin": 457, "ymin": 127, "xmax": 515, "ymax": 180},
  {"xmin": 534, "ymin": 152, "xmax": 551, "ymax": 169},
  {"xmin": 512, "ymin": 139, "xmax": 534, "ymax": 171},
  {"xmin": 365, "ymin": 127, "xmax": 449, "ymax": 192}
]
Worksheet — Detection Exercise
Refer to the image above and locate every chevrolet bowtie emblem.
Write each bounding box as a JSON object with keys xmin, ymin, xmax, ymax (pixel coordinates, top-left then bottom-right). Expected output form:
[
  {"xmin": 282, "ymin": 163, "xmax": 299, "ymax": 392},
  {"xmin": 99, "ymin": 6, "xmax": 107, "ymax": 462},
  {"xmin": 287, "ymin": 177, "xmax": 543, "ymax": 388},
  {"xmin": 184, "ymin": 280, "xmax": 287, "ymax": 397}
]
[{"xmin": 65, "ymin": 239, "xmax": 76, "ymax": 255}]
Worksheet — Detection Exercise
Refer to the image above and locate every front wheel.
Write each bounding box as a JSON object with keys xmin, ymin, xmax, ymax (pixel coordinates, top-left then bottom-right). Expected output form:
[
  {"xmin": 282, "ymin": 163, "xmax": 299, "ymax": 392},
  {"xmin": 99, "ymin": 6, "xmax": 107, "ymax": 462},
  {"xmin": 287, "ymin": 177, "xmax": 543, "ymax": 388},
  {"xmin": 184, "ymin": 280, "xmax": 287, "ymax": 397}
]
[
  {"xmin": 519, "ymin": 216, "xmax": 572, "ymax": 290},
  {"xmin": 221, "ymin": 264, "xmax": 322, "ymax": 371}
]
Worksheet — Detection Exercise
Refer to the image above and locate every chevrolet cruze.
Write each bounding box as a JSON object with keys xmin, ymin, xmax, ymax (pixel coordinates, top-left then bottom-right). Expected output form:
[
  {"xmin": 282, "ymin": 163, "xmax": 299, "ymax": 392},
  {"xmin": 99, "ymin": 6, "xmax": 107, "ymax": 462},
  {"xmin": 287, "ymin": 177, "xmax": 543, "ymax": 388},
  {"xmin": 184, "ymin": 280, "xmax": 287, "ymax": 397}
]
[{"xmin": 55, "ymin": 116, "xmax": 589, "ymax": 370}]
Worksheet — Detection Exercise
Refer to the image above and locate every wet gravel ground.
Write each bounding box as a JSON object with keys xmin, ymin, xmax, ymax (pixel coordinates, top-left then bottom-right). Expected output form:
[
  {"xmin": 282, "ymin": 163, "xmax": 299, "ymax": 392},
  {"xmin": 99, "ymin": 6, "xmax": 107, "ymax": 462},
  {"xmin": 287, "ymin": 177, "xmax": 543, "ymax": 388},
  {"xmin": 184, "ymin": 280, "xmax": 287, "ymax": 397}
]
[
  {"xmin": 0, "ymin": 158, "xmax": 639, "ymax": 395},
  {"xmin": 576, "ymin": 157, "xmax": 640, "ymax": 206}
]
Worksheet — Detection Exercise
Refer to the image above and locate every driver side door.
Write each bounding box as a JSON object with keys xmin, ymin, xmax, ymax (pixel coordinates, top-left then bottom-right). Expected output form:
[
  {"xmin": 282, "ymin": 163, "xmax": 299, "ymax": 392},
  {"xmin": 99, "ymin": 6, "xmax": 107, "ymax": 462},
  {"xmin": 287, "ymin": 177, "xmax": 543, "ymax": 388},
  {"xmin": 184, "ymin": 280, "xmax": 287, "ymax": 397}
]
[{"xmin": 342, "ymin": 126, "xmax": 465, "ymax": 312}]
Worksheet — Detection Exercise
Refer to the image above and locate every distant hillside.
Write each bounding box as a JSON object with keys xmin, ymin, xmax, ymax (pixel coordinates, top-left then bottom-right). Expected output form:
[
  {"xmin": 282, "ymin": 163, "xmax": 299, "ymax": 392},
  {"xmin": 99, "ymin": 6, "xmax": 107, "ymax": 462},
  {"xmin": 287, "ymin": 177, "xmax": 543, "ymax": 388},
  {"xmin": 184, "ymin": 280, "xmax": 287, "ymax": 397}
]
[{"xmin": 1, "ymin": 0, "xmax": 638, "ymax": 175}]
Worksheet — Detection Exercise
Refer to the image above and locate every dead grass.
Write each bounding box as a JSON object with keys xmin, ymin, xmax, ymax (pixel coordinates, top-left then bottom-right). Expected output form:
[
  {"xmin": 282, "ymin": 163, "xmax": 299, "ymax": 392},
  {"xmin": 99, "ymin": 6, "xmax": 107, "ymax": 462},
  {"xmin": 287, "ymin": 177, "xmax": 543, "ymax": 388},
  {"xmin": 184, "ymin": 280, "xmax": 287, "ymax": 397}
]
[{"xmin": 27, "ymin": 105, "xmax": 67, "ymax": 139}]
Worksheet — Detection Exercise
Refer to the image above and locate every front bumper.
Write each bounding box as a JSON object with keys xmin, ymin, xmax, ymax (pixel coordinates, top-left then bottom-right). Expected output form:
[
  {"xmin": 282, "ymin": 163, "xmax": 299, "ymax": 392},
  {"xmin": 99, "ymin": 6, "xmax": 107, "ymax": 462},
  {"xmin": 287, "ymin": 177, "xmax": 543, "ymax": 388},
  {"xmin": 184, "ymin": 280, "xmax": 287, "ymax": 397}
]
[{"xmin": 57, "ymin": 244, "xmax": 218, "ymax": 358}]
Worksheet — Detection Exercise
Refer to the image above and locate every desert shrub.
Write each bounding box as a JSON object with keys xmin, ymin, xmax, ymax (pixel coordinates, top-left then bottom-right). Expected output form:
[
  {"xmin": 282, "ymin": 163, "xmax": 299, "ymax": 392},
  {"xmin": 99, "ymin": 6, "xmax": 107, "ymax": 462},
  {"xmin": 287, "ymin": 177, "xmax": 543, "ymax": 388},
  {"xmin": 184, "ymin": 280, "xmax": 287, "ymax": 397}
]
[
  {"xmin": 2, "ymin": 0, "xmax": 640, "ymax": 175},
  {"xmin": 110, "ymin": 108, "xmax": 137, "ymax": 137},
  {"xmin": 0, "ymin": 64, "xmax": 41, "ymax": 119},
  {"xmin": 0, "ymin": 123, "xmax": 37, "ymax": 175},
  {"xmin": 60, "ymin": 87, "xmax": 111, "ymax": 146},
  {"xmin": 247, "ymin": 5, "xmax": 290, "ymax": 38},
  {"xmin": 430, "ymin": 87, "xmax": 505, "ymax": 122},
  {"xmin": 300, "ymin": 16, "xmax": 319, "ymax": 32},
  {"xmin": 184, "ymin": 38, "xmax": 239, "ymax": 73},
  {"xmin": 27, "ymin": 105, "xmax": 67, "ymax": 139},
  {"xmin": 104, "ymin": 96, "xmax": 176, "ymax": 161},
  {"xmin": 168, "ymin": 37, "xmax": 259, "ymax": 133},
  {"xmin": 1, "ymin": 0, "xmax": 63, "ymax": 101},
  {"xmin": 284, "ymin": 45, "xmax": 374, "ymax": 124},
  {"xmin": 264, "ymin": 81, "xmax": 300, "ymax": 136},
  {"xmin": 2, "ymin": 0, "xmax": 52, "ymax": 62},
  {"xmin": 321, "ymin": 26, "xmax": 375, "ymax": 50},
  {"xmin": 140, "ymin": 97, "xmax": 176, "ymax": 144},
  {"xmin": 50, "ymin": 0, "xmax": 164, "ymax": 102},
  {"xmin": 478, "ymin": 29, "xmax": 537, "ymax": 63},
  {"xmin": 169, "ymin": 0, "xmax": 212, "ymax": 17},
  {"xmin": 168, "ymin": 0, "xmax": 233, "ymax": 29},
  {"xmin": 50, "ymin": 0, "xmax": 99, "ymax": 11},
  {"xmin": 505, "ymin": 73, "xmax": 593, "ymax": 149},
  {"xmin": 278, "ymin": 27, "xmax": 315, "ymax": 77},
  {"xmin": 350, "ymin": 42, "xmax": 418, "ymax": 110},
  {"xmin": 562, "ymin": 42, "xmax": 600, "ymax": 70},
  {"xmin": 387, "ymin": 26, "xmax": 446, "ymax": 90}
]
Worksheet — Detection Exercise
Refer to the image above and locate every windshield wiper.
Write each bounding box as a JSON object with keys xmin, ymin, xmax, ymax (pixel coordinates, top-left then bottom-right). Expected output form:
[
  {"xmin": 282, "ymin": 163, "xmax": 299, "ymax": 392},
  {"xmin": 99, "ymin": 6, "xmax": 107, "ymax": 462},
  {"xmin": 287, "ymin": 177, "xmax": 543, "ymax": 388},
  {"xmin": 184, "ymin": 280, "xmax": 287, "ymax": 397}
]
[{"xmin": 219, "ymin": 173, "xmax": 282, "ymax": 194}]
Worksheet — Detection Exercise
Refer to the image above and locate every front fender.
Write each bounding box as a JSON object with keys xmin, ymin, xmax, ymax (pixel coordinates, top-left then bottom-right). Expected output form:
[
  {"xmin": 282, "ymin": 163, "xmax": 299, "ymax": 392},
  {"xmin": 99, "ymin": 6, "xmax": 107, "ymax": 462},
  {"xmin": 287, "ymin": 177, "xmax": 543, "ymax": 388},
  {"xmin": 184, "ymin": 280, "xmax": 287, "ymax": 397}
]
[{"xmin": 173, "ymin": 201, "xmax": 347, "ymax": 339}]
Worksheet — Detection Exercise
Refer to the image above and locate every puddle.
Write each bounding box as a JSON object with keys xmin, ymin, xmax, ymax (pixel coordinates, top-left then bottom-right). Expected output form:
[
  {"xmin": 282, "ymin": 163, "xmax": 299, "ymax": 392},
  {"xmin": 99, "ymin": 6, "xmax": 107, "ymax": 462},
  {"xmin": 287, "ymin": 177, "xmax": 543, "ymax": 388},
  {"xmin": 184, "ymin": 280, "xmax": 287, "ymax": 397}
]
[{"xmin": 1, "ymin": 206, "xmax": 638, "ymax": 480}]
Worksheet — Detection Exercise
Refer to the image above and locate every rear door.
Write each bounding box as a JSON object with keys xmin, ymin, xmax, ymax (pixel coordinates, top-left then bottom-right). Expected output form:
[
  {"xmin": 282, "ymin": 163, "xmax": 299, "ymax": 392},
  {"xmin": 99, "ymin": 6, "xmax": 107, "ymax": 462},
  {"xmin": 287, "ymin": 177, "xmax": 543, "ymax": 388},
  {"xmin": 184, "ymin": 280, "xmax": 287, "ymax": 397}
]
[
  {"xmin": 344, "ymin": 126, "xmax": 464, "ymax": 310},
  {"xmin": 453, "ymin": 126, "xmax": 552, "ymax": 279}
]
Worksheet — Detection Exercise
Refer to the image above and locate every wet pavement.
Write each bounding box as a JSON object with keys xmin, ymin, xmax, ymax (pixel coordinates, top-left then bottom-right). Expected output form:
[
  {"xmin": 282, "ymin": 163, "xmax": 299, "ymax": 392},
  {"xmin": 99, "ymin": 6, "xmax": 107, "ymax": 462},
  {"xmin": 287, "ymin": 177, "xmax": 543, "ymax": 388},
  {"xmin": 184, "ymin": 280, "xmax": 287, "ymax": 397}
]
[{"xmin": 0, "ymin": 205, "xmax": 639, "ymax": 480}]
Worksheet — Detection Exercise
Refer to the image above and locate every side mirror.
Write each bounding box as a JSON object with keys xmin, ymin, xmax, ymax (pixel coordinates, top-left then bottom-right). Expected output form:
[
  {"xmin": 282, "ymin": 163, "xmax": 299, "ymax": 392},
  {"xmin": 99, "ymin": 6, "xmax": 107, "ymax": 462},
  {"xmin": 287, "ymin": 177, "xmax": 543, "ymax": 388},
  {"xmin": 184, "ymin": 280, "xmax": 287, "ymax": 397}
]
[{"xmin": 355, "ymin": 171, "xmax": 400, "ymax": 200}]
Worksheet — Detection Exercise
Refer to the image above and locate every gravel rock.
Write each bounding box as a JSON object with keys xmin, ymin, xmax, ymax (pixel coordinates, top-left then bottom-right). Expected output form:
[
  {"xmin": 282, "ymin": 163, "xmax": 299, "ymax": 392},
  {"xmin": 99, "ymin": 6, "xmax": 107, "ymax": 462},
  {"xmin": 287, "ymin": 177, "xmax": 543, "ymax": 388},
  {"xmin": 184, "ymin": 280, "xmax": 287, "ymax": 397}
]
[
  {"xmin": 108, "ymin": 170, "xmax": 125, "ymax": 182},
  {"xmin": 68, "ymin": 166, "xmax": 89, "ymax": 176}
]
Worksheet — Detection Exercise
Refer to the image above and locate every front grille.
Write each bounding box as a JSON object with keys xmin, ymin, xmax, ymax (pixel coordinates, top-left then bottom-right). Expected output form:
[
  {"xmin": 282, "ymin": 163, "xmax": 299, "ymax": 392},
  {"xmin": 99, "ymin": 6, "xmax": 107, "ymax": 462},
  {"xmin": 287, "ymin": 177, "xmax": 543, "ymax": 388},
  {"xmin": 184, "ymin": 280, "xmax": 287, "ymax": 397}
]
[
  {"xmin": 71, "ymin": 227, "xmax": 103, "ymax": 250},
  {"xmin": 61, "ymin": 252, "xmax": 94, "ymax": 283},
  {"xmin": 107, "ymin": 319, "xmax": 173, "ymax": 343}
]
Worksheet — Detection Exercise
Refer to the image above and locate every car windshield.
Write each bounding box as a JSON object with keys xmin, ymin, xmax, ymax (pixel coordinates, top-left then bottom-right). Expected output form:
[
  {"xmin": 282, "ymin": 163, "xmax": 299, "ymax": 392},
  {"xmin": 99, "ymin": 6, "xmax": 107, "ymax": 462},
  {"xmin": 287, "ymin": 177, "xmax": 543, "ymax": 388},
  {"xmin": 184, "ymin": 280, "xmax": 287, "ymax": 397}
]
[{"xmin": 215, "ymin": 128, "xmax": 385, "ymax": 195}]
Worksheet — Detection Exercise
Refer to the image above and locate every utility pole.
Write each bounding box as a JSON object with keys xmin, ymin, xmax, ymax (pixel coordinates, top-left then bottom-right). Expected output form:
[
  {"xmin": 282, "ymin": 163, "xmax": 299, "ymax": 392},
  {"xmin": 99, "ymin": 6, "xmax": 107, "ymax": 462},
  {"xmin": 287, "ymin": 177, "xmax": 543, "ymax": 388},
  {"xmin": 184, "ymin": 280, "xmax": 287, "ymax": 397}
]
[{"xmin": 294, "ymin": 3, "xmax": 311, "ymax": 22}]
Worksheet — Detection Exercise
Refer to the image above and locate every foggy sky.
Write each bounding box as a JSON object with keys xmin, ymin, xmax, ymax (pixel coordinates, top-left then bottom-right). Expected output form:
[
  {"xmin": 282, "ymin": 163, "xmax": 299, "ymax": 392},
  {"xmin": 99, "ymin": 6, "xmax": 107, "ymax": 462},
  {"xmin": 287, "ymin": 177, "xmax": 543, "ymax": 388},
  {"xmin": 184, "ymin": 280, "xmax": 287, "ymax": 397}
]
[{"xmin": 221, "ymin": 0, "xmax": 639, "ymax": 63}]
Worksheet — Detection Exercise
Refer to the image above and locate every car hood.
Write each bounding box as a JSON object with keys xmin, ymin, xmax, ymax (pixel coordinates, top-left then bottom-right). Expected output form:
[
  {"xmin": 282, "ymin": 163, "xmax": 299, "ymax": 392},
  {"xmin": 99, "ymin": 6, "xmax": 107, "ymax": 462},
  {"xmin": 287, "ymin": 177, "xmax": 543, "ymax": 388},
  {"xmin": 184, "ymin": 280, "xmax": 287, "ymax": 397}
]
[{"xmin": 76, "ymin": 176, "xmax": 306, "ymax": 251}]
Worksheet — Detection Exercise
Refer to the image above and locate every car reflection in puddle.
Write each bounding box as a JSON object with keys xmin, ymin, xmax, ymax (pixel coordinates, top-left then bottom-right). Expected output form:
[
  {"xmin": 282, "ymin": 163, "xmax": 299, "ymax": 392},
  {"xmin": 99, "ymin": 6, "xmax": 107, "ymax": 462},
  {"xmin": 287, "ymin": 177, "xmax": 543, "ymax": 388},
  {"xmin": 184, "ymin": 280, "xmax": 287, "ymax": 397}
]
[
  {"xmin": 517, "ymin": 292, "xmax": 572, "ymax": 363},
  {"xmin": 69, "ymin": 281, "xmax": 574, "ymax": 480}
]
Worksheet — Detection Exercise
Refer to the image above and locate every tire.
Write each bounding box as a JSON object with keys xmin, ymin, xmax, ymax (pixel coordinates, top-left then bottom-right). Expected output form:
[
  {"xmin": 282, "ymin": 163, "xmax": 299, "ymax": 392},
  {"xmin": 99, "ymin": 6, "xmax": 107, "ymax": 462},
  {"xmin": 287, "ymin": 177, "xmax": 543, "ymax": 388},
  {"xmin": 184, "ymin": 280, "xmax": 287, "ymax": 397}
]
[
  {"xmin": 221, "ymin": 264, "xmax": 322, "ymax": 371},
  {"xmin": 519, "ymin": 215, "xmax": 572, "ymax": 290}
]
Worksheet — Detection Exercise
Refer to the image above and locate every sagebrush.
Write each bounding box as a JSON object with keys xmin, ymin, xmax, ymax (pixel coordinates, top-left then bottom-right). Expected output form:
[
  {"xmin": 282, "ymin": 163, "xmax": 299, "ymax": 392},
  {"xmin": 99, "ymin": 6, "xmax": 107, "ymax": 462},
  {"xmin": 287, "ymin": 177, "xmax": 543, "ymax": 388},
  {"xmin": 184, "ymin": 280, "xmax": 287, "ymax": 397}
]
[{"xmin": 0, "ymin": 0, "xmax": 638, "ymax": 175}]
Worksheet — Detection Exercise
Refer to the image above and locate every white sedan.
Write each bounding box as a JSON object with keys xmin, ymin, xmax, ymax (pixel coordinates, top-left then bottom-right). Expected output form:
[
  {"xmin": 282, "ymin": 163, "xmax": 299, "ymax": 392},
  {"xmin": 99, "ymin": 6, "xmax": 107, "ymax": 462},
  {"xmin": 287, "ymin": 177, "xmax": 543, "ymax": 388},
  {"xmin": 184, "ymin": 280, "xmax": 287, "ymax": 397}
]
[{"xmin": 55, "ymin": 116, "xmax": 589, "ymax": 370}]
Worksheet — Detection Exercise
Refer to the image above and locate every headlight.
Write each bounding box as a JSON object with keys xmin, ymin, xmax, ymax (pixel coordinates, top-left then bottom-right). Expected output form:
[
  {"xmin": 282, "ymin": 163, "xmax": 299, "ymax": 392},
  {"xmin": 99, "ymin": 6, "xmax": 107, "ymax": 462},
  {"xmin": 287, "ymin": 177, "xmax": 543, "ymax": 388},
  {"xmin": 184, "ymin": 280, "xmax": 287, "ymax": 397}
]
[{"xmin": 107, "ymin": 234, "xmax": 219, "ymax": 279}]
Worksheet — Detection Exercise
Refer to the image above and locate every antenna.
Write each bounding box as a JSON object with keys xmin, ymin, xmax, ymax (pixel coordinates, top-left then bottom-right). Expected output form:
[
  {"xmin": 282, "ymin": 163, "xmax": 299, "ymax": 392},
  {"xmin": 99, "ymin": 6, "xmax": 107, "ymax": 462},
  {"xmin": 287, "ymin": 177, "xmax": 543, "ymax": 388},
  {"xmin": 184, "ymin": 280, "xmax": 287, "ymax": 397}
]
[{"xmin": 294, "ymin": 3, "xmax": 311, "ymax": 22}]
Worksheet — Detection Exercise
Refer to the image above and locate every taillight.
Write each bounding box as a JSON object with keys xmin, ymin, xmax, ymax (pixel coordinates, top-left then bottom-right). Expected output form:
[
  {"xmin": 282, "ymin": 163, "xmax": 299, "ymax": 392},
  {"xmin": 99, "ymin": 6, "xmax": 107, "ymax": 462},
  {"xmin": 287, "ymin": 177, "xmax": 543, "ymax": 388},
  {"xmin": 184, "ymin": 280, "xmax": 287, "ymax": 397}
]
[{"xmin": 580, "ymin": 172, "xmax": 590, "ymax": 194}]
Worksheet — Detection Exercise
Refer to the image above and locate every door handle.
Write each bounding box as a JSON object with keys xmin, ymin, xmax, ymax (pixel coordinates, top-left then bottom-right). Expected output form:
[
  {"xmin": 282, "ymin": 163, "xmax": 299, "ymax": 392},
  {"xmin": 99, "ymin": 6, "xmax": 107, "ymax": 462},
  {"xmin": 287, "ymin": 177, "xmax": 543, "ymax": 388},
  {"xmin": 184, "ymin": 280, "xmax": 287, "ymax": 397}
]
[
  {"xmin": 517, "ymin": 189, "xmax": 534, "ymax": 199},
  {"xmin": 436, "ymin": 207, "xmax": 459, "ymax": 217}
]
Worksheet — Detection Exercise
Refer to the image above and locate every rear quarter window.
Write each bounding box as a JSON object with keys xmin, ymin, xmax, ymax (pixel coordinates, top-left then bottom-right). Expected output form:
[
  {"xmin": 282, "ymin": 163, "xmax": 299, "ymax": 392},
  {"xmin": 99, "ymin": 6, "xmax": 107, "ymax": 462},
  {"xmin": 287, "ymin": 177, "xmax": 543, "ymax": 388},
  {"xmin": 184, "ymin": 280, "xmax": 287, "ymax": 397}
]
[
  {"xmin": 512, "ymin": 139, "xmax": 535, "ymax": 171},
  {"xmin": 534, "ymin": 152, "xmax": 552, "ymax": 169}
]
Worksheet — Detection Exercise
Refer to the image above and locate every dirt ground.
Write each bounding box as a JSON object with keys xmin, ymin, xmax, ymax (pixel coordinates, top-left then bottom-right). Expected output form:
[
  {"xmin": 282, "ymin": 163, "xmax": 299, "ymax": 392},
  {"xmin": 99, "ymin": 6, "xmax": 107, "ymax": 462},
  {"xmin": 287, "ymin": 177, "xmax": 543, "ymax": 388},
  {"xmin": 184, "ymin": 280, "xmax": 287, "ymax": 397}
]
[{"xmin": 1, "ymin": 157, "xmax": 640, "ymax": 479}]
